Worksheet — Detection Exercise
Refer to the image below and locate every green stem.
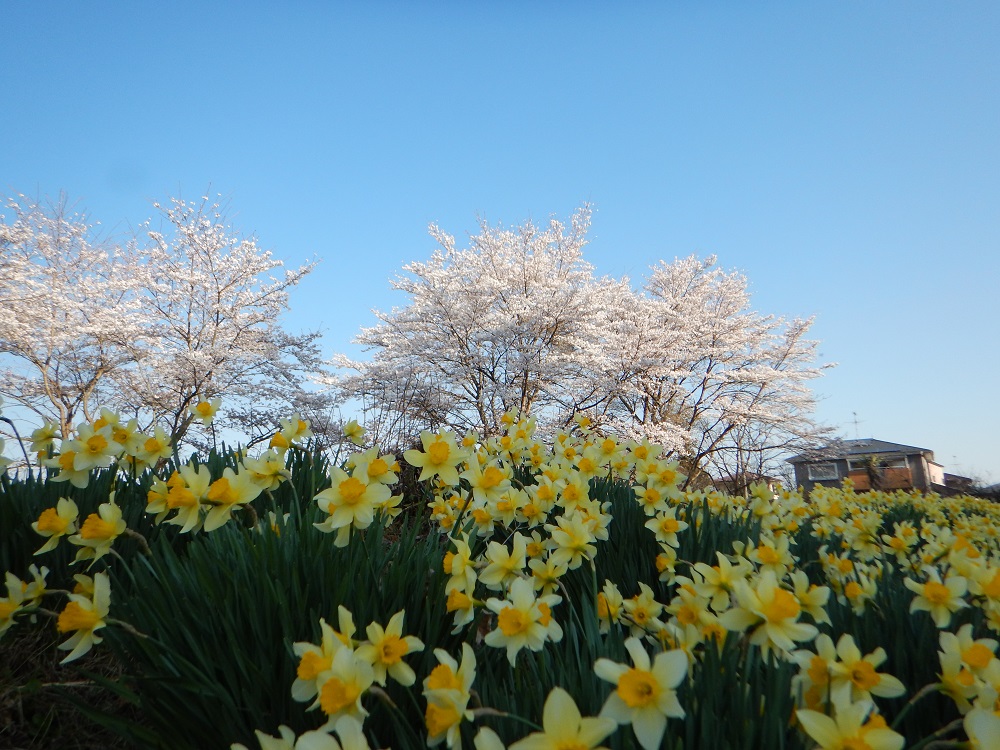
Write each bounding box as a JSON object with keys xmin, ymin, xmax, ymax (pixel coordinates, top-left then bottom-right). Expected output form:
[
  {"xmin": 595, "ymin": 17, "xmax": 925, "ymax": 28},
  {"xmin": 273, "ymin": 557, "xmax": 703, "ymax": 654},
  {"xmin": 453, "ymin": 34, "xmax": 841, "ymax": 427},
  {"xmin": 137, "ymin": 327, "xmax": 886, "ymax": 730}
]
[{"xmin": 890, "ymin": 682, "xmax": 942, "ymax": 731}]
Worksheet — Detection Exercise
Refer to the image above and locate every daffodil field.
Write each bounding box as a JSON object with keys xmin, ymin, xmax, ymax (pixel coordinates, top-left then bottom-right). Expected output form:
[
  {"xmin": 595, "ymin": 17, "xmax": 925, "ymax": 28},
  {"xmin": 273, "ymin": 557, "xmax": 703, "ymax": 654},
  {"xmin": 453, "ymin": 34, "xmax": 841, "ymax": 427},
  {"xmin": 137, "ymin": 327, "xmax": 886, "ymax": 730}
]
[{"xmin": 2, "ymin": 407, "xmax": 1000, "ymax": 750}]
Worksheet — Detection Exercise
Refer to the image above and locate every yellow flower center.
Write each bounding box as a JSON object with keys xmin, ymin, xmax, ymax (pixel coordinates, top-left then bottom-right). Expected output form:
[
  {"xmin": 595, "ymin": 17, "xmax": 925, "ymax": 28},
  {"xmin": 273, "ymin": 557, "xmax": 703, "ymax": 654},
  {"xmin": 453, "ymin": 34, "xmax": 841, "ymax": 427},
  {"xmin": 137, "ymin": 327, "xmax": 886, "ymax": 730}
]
[
  {"xmin": 661, "ymin": 468, "xmax": 677, "ymax": 484},
  {"xmin": 844, "ymin": 581, "xmax": 863, "ymax": 600},
  {"xmin": 144, "ymin": 437, "xmax": 163, "ymax": 453},
  {"xmin": 338, "ymin": 477, "xmax": 366, "ymax": 504},
  {"xmin": 86, "ymin": 434, "xmax": 108, "ymax": 454},
  {"xmin": 113, "ymin": 427, "xmax": 129, "ymax": 443},
  {"xmin": 660, "ymin": 517, "xmax": 679, "ymax": 534},
  {"xmin": 167, "ymin": 484, "xmax": 197, "ymax": 509},
  {"xmin": 618, "ymin": 668, "xmax": 659, "ymax": 708},
  {"xmin": 957, "ymin": 668, "xmax": 976, "ymax": 687},
  {"xmin": 196, "ymin": 401, "xmax": 213, "ymax": 416},
  {"xmin": 962, "ymin": 643, "xmax": 993, "ymax": 670},
  {"xmin": 807, "ymin": 655, "xmax": 830, "ymax": 686},
  {"xmin": 57, "ymin": 601, "xmax": 100, "ymax": 633},
  {"xmin": 757, "ymin": 546, "xmax": 780, "ymax": 565},
  {"xmin": 601, "ymin": 438, "xmax": 617, "ymax": 454},
  {"xmin": 983, "ymin": 572, "xmax": 1000, "ymax": 600},
  {"xmin": 425, "ymin": 702, "xmax": 461, "ymax": 737},
  {"xmin": 522, "ymin": 503, "xmax": 541, "ymax": 520},
  {"xmin": 497, "ymin": 499, "xmax": 514, "ymax": 513},
  {"xmin": 270, "ymin": 432, "xmax": 289, "ymax": 449},
  {"xmin": 762, "ymin": 588, "xmax": 800, "ymax": 623},
  {"xmin": 849, "ymin": 661, "xmax": 880, "ymax": 690},
  {"xmin": 207, "ymin": 477, "xmax": 238, "ymax": 506},
  {"xmin": 80, "ymin": 513, "xmax": 116, "ymax": 541},
  {"xmin": 58, "ymin": 451, "xmax": 76, "ymax": 471},
  {"xmin": 428, "ymin": 440, "xmax": 450, "ymax": 465},
  {"xmin": 368, "ymin": 458, "xmax": 389, "ymax": 477},
  {"xmin": 0, "ymin": 601, "xmax": 18, "ymax": 620},
  {"xmin": 631, "ymin": 606, "xmax": 651, "ymax": 625},
  {"xmin": 297, "ymin": 651, "xmax": 332, "ymax": 681},
  {"xmin": 923, "ymin": 581, "xmax": 951, "ymax": 606},
  {"xmin": 378, "ymin": 635, "xmax": 408, "ymax": 665},
  {"xmin": 677, "ymin": 604, "xmax": 698, "ymax": 626},
  {"xmin": 426, "ymin": 664, "xmax": 461, "ymax": 691},
  {"xmin": 36, "ymin": 507, "xmax": 69, "ymax": 535},
  {"xmin": 319, "ymin": 677, "xmax": 361, "ymax": 715},
  {"xmin": 644, "ymin": 488, "xmax": 662, "ymax": 506},
  {"xmin": 481, "ymin": 466, "xmax": 503, "ymax": 488},
  {"xmin": 537, "ymin": 602, "xmax": 552, "ymax": 626},
  {"xmin": 498, "ymin": 607, "xmax": 530, "ymax": 636}
]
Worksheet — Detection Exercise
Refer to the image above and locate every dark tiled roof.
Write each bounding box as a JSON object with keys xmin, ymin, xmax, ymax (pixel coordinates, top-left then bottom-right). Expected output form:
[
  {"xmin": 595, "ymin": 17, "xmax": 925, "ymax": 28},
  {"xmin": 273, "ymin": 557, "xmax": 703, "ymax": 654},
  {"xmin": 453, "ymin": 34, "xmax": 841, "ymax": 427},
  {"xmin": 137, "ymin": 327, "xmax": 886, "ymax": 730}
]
[{"xmin": 788, "ymin": 438, "xmax": 932, "ymax": 463}]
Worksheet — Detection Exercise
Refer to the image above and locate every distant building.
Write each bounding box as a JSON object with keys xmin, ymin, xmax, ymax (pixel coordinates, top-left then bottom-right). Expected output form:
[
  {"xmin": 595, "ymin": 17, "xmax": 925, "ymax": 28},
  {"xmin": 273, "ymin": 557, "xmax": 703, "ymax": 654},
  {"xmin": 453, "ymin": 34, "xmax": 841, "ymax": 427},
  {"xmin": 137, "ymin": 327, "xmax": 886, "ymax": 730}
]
[{"xmin": 788, "ymin": 438, "xmax": 946, "ymax": 496}]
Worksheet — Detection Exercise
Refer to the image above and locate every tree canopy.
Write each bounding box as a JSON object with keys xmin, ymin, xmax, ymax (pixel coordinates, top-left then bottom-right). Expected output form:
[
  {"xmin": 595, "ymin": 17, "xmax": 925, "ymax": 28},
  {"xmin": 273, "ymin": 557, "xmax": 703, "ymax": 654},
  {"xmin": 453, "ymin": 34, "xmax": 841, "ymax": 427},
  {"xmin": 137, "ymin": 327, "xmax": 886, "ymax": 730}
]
[{"xmin": 333, "ymin": 207, "xmax": 830, "ymax": 482}]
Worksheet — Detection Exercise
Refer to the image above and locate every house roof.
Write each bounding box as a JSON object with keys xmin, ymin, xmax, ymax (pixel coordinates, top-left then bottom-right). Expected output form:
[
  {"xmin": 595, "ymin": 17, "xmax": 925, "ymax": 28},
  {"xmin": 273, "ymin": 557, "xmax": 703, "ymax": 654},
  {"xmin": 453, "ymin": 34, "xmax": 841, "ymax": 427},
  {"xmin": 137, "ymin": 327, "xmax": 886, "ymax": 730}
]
[{"xmin": 788, "ymin": 438, "xmax": 933, "ymax": 464}]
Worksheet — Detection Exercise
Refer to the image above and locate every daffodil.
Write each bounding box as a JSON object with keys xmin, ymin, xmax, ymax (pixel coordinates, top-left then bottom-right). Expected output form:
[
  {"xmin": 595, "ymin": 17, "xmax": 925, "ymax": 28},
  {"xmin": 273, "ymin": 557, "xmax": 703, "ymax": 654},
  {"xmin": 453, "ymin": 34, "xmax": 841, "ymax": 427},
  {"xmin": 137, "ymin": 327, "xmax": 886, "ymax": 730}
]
[
  {"xmin": 68, "ymin": 497, "xmax": 127, "ymax": 565},
  {"xmin": 65, "ymin": 423, "xmax": 123, "ymax": 472},
  {"xmin": 316, "ymin": 648, "xmax": 374, "ymax": 730},
  {"xmin": 314, "ymin": 467, "xmax": 391, "ymax": 545},
  {"xmin": 56, "ymin": 571, "xmax": 110, "ymax": 663},
  {"xmin": 204, "ymin": 467, "xmax": 263, "ymax": 532},
  {"xmin": 479, "ymin": 534, "xmax": 528, "ymax": 591},
  {"xmin": 190, "ymin": 397, "xmax": 222, "ymax": 427},
  {"xmin": 485, "ymin": 577, "xmax": 563, "ymax": 666},
  {"xmin": 719, "ymin": 570, "xmax": 818, "ymax": 658},
  {"xmin": 356, "ymin": 610, "xmax": 424, "ymax": 686},
  {"xmin": 594, "ymin": 637, "xmax": 687, "ymax": 750},
  {"xmin": 45, "ymin": 449, "xmax": 91, "ymax": 488},
  {"xmin": 423, "ymin": 643, "xmax": 477, "ymax": 748},
  {"xmin": 796, "ymin": 700, "xmax": 903, "ymax": 750},
  {"xmin": 292, "ymin": 609, "xmax": 355, "ymax": 705},
  {"xmin": 904, "ymin": 567, "xmax": 968, "ymax": 628},
  {"xmin": 404, "ymin": 430, "xmax": 469, "ymax": 486},
  {"xmin": 509, "ymin": 687, "xmax": 616, "ymax": 750},
  {"xmin": 828, "ymin": 634, "xmax": 906, "ymax": 706},
  {"xmin": 342, "ymin": 419, "xmax": 366, "ymax": 446},
  {"xmin": 31, "ymin": 496, "xmax": 79, "ymax": 554}
]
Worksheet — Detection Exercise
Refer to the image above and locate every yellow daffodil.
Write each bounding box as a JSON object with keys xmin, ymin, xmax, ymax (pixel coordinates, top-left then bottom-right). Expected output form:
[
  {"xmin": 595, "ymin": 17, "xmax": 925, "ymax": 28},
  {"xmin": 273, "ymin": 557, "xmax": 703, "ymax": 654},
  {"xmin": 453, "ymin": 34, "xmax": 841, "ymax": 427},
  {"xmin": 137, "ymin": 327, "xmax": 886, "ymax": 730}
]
[
  {"xmin": 546, "ymin": 512, "xmax": 598, "ymax": 570},
  {"xmin": 509, "ymin": 687, "xmax": 616, "ymax": 750},
  {"xmin": 423, "ymin": 643, "xmax": 476, "ymax": 749},
  {"xmin": 485, "ymin": 577, "xmax": 563, "ymax": 666},
  {"xmin": 204, "ymin": 467, "xmax": 264, "ymax": 532},
  {"xmin": 594, "ymin": 636, "xmax": 687, "ymax": 750},
  {"xmin": 796, "ymin": 700, "xmax": 903, "ymax": 750},
  {"xmin": 56, "ymin": 570, "xmax": 110, "ymax": 663},
  {"xmin": 314, "ymin": 467, "xmax": 391, "ymax": 545},
  {"xmin": 190, "ymin": 397, "xmax": 222, "ymax": 427},
  {"xmin": 316, "ymin": 648, "xmax": 374, "ymax": 730},
  {"xmin": 68, "ymin": 497, "xmax": 127, "ymax": 565},
  {"xmin": 904, "ymin": 567, "xmax": 968, "ymax": 628},
  {"xmin": 719, "ymin": 570, "xmax": 818, "ymax": 658},
  {"xmin": 356, "ymin": 610, "xmax": 425, "ymax": 686},
  {"xmin": 404, "ymin": 430, "xmax": 469, "ymax": 486},
  {"xmin": 31, "ymin": 496, "xmax": 79, "ymax": 554}
]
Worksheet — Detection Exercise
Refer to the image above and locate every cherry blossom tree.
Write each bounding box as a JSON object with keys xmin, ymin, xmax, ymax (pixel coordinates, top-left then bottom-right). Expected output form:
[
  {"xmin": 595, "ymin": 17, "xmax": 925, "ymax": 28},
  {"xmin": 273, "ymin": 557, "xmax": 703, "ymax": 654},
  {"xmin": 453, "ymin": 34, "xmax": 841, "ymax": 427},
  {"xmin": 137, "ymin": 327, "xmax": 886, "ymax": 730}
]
[
  {"xmin": 597, "ymin": 255, "xmax": 831, "ymax": 485},
  {"xmin": 0, "ymin": 192, "xmax": 332, "ymax": 448},
  {"xmin": 0, "ymin": 194, "xmax": 141, "ymax": 437},
  {"xmin": 116, "ymin": 196, "xmax": 332, "ymax": 445},
  {"xmin": 332, "ymin": 207, "xmax": 628, "ymax": 446},
  {"xmin": 333, "ymin": 214, "xmax": 831, "ymax": 477}
]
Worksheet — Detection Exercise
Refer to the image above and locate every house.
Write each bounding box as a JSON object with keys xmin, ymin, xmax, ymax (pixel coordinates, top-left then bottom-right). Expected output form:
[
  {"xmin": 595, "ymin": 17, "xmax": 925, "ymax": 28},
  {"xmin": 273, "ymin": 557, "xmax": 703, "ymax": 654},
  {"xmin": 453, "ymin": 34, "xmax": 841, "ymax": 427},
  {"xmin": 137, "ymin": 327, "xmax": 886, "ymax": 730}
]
[{"xmin": 788, "ymin": 438, "xmax": 946, "ymax": 496}]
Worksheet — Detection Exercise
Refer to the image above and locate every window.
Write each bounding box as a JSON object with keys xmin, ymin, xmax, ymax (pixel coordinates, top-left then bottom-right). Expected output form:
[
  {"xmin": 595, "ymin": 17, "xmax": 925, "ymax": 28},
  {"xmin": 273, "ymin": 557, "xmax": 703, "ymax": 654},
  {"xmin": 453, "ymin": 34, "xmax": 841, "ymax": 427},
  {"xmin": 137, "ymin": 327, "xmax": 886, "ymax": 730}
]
[{"xmin": 808, "ymin": 462, "xmax": 839, "ymax": 481}]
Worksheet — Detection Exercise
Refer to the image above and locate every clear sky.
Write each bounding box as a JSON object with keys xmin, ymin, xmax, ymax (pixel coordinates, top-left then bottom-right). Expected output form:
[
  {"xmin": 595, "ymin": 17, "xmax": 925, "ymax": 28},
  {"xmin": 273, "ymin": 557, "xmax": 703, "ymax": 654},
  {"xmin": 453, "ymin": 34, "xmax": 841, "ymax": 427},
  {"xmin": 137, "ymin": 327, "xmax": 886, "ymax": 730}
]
[{"xmin": 3, "ymin": 2, "xmax": 998, "ymax": 481}]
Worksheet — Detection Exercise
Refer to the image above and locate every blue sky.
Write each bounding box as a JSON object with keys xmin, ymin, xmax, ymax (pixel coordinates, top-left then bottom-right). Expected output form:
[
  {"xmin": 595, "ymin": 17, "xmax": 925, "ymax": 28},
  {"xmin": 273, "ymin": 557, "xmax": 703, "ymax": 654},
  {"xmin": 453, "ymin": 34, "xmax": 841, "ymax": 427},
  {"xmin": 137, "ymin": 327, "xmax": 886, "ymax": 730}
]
[{"xmin": 3, "ymin": 2, "xmax": 998, "ymax": 481}]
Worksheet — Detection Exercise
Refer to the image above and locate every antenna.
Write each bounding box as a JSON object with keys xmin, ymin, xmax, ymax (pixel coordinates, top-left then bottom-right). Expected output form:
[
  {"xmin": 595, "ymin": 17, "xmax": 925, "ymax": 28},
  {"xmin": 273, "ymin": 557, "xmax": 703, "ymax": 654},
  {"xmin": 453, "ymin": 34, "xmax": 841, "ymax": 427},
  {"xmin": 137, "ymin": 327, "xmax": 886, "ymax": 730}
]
[{"xmin": 852, "ymin": 412, "xmax": 863, "ymax": 439}]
